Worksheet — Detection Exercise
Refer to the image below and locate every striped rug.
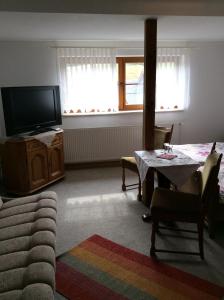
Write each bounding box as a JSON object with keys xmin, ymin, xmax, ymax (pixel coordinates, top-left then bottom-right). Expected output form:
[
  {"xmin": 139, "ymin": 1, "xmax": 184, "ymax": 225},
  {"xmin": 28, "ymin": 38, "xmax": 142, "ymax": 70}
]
[{"xmin": 56, "ymin": 234, "xmax": 224, "ymax": 300}]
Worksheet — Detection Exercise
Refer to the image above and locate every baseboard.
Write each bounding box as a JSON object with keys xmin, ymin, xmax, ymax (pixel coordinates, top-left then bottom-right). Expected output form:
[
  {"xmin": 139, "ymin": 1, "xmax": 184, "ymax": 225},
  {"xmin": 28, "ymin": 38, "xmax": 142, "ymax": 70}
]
[{"xmin": 65, "ymin": 159, "xmax": 121, "ymax": 170}]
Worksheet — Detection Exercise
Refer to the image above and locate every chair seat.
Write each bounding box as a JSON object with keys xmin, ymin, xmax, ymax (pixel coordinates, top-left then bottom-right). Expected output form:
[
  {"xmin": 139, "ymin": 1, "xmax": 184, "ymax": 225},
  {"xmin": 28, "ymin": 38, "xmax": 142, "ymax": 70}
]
[
  {"xmin": 151, "ymin": 187, "xmax": 201, "ymax": 214},
  {"xmin": 121, "ymin": 156, "xmax": 137, "ymax": 165},
  {"xmin": 121, "ymin": 156, "xmax": 138, "ymax": 174}
]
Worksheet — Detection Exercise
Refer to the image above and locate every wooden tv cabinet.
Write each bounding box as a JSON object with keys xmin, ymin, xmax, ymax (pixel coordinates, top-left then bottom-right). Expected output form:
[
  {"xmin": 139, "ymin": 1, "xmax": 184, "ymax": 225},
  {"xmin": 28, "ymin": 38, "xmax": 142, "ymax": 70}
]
[{"xmin": 2, "ymin": 130, "xmax": 64, "ymax": 195}]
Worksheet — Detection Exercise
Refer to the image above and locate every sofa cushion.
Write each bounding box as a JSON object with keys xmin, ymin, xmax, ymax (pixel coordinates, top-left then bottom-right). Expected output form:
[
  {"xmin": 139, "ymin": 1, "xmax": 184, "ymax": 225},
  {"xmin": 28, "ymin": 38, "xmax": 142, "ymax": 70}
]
[
  {"xmin": 0, "ymin": 245, "xmax": 55, "ymax": 272},
  {"xmin": 0, "ymin": 284, "xmax": 54, "ymax": 300},
  {"xmin": 0, "ymin": 262, "xmax": 55, "ymax": 293},
  {"xmin": 0, "ymin": 191, "xmax": 57, "ymax": 300}
]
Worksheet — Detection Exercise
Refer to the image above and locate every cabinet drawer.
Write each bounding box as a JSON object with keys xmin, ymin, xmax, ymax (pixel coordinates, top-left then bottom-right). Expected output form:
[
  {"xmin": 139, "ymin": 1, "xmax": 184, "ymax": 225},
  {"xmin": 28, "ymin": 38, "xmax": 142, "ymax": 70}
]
[{"xmin": 26, "ymin": 140, "xmax": 45, "ymax": 151}]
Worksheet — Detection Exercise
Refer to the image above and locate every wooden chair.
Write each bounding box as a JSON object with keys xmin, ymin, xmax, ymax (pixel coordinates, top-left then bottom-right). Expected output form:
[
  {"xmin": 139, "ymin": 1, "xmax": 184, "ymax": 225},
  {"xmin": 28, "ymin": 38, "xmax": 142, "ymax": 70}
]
[
  {"xmin": 150, "ymin": 145, "xmax": 222, "ymax": 259},
  {"xmin": 205, "ymin": 142, "xmax": 224, "ymax": 237},
  {"xmin": 121, "ymin": 125, "xmax": 173, "ymax": 201}
]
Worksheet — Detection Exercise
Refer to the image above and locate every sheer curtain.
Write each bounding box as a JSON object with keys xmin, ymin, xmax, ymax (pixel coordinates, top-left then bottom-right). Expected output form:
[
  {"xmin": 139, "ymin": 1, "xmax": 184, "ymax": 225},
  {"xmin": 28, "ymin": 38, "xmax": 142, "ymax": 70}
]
[
  {"xmin": 156, "ymin": 47, "xmax": 190, "ymax": 111},
  {"xmin": 57, "ymin": 48, "xmax": 118, "ymax": 114}
]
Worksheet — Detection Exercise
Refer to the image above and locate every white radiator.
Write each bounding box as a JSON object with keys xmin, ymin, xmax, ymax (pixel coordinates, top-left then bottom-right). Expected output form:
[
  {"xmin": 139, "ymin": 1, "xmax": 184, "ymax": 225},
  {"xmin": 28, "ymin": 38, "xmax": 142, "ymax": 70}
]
[{"xmin": 64, "ymin": 124, "xmax": 181, "ymax": 163}]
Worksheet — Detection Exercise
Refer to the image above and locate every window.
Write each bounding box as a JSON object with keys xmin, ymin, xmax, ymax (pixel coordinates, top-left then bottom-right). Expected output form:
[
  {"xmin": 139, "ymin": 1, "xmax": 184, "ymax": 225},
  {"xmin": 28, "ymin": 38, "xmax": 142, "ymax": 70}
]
[
  {"xmin": 118, "ymin": 49, "xmax": 190, "ymax": 111},
  {"xmin": 117, "ymin": 57, "xmax": 144, "ymax": 110},
  {"xmin": 58, "ymin": 48, "xmax": 118, "ymax": 114},
  {"xmin": 156, "ymin": 48, "xmax": 190, "ymax": 111},
  {"xmin": 57, "ymin": 47, "xmax": 189, "ymax": 114}
]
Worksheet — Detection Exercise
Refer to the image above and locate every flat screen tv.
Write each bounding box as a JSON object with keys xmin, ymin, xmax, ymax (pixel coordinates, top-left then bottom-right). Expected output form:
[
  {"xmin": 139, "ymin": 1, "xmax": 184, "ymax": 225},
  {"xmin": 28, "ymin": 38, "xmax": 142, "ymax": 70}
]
[{"xmin": 1, "ymin": 85, "xmax": 62, "ymax": 136}]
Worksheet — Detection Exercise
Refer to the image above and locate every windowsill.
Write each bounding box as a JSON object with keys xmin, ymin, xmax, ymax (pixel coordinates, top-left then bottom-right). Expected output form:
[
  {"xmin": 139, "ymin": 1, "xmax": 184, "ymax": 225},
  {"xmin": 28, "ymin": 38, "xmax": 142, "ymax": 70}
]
[
  {"xmin": 62, "ymin": 110, "xmax": 143, "ymax": 117},
  {"xmin": 62, "ymin": 109, "xmax": 184, "ymax": 117},
  {"xmin": 156, "ymin": 109, "xmax": 184, "ymax": 113}
]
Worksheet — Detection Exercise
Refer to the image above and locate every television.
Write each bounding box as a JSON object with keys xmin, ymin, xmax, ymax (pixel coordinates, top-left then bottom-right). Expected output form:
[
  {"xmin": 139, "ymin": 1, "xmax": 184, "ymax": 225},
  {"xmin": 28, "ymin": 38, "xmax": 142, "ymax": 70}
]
[{"xmin": 1, "ymin": 85, "xmax": 62, "ymax": 136}]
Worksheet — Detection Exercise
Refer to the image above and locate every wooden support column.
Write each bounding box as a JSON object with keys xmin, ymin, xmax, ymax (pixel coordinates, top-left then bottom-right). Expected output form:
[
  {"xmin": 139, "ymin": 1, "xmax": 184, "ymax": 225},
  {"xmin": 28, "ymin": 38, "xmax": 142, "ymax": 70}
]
[{"xmin": 142, "ymin": 18, "xmax": 157, "ymax": 206}]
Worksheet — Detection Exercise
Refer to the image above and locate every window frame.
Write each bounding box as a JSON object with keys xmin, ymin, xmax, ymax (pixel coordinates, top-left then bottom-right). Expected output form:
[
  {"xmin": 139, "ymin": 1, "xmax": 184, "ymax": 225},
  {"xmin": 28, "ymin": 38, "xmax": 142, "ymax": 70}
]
[{"xmin": 117, "ymin": 57, "xmax": 144, "ymax": 111}]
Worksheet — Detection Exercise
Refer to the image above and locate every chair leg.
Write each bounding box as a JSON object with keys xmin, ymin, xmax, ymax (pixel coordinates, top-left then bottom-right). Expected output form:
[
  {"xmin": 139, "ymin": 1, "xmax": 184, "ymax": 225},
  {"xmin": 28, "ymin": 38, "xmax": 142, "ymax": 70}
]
[
  {"xmin": 207, "ymin": 212, "xmax": 216, "ymax": 239},
  {"xmin": 208, "ymin": 220, "xmax": 215, "ymax": 239},
  {"xmin": 207, "ymin": 186, "xmax": 219, "ymax": 239},
  {"xmin": 137, "ymin": 174, "xmax": 142, "ymax": 201},
  {"xmin": 150, "ymin": 221, "xmax": 158, "ymax": 257},
  {"xmin": 121, "ymin": 163, "xmax": 126, "ymax": 191},
  {"xmin": 198, "ymin": 220, "xmax": 204, "ymax": 260}
]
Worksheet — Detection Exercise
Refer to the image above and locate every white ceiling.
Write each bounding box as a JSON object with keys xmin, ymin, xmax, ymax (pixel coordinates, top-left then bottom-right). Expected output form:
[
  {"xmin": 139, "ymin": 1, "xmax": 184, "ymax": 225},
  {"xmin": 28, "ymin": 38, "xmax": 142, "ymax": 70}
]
[{"xmin": 0, "ymin": 12, "xmax": 224, "ymax": 42}]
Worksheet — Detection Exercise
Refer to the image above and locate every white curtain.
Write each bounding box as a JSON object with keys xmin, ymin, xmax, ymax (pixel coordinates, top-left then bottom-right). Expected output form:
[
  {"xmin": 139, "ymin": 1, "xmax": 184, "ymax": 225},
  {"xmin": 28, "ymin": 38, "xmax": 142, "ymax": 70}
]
[
  {"xmin": 57, "ymin": 48, "xmax": 118, "ymax": 114},
  {"xmin": 156, "ymin": 47, "xmax": 190, "ymax": 111}
]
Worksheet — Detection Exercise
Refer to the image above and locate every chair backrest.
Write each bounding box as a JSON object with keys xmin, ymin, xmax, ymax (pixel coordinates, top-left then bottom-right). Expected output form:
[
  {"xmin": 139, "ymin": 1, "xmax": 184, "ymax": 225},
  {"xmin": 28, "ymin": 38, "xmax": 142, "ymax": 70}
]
[
  {"xmin": 210, "ymin": 141, "xmax": 216, "ymax": 154},
  {"xmin": 201, "ymin": 150, "xmax": 222, "ymax": 206},
  {"xmin": 154, "ymin": 125, "xmax": 174, "ymax": 149}
]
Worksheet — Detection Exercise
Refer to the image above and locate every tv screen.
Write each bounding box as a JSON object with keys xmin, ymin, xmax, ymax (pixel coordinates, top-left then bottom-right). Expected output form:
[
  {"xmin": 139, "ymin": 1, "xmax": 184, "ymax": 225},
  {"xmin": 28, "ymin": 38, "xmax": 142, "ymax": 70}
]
[{"xmin": 1, "ymin": 85, "xmax": 62, "ymax": 136}]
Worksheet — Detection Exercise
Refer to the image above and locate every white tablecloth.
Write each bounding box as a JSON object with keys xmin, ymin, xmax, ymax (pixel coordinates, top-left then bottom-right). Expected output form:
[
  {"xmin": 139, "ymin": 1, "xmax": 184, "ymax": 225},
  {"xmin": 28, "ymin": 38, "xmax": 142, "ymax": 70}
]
[{"xmin": 134, "ymin": 149, "xmax": 200, "ymax": 188}]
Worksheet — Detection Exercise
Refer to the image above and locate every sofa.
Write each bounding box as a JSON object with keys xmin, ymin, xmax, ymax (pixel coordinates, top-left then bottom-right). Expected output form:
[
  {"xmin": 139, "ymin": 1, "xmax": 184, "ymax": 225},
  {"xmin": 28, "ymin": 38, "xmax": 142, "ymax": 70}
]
[{"xmin": 0, "ymin": 191, "xmax": 57, "ymax": 299}]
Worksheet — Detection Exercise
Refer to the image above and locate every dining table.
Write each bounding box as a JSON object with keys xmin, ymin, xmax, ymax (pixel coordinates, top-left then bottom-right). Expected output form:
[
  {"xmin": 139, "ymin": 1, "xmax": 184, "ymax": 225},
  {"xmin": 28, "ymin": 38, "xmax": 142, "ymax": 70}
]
[{"xmin": 134, "ymin": 142, "xmax": 224, "ymax": 207}]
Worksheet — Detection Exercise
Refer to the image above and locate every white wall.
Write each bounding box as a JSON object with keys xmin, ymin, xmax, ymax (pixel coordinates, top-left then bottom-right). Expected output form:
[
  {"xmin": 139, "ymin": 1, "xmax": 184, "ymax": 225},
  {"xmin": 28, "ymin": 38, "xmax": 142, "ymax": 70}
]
[
  {"xmin": 0, "ymin": 41, "xmax": 224, "ymax": 147},
  {"xmin": 183, "ymin": 44, "xmax": 224, "ymax": 142},
  {"xmin": 0, "ymin": 42, "xmax": 58, "ymax": 136}
]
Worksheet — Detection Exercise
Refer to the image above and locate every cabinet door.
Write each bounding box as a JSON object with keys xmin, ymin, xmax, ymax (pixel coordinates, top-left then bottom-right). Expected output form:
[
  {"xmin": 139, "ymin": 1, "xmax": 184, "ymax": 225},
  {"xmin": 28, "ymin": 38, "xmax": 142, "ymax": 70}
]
[
  {"xmin": 48, "ymin": 144, "xmax": 64, "ymax": 181},
  {"xmin": 27, "ymin": 148, "xmax": 49, "ymax": 189},
  {"xmin": 2, "ymin": 141, "xmax": 30, "ymax": 193}
]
